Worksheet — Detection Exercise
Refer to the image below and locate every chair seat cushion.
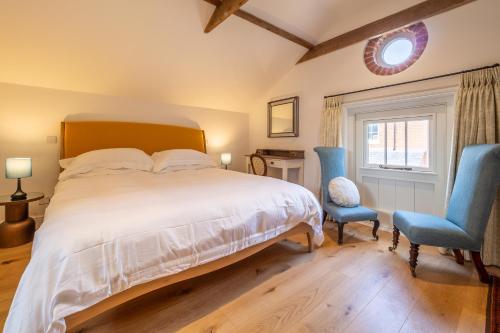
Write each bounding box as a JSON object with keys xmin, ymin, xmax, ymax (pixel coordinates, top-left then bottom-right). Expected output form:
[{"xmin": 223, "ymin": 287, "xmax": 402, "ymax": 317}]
[
  {"xmin": 393, "ymin": 211, "xmax": 479, "ymax": 251},
  {"xmin": 325, "ymin": 202, "xmax": 377, "ymax": 223}
]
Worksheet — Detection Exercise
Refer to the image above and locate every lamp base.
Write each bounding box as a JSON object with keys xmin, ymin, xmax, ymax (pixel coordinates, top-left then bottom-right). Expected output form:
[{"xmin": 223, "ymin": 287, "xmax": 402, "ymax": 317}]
[
  {"xmin": 11, "ymin": 193, "xmax": 27, "ymax": 201},
  {"xmin": 11, "ymin": 178, "xmax": 27, "ymax": 201}
]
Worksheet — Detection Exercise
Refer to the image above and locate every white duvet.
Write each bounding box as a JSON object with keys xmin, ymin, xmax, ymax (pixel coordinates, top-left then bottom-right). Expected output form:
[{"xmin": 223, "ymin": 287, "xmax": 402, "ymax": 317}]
[{"xmin": 4, "ymin": 168, "xmax": 323, "ymax": 332}]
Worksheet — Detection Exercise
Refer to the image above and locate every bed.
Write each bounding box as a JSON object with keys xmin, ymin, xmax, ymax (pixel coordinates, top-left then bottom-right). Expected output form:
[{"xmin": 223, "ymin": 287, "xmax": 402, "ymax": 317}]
[{"xmin": 4, "ymin": 121, "xmax": 323, "ymax": 333}]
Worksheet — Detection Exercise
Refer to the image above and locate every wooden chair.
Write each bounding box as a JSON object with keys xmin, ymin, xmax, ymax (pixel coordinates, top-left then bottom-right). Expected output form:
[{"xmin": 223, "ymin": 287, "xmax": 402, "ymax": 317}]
[
  {"xmin": 250, "ymin": 154, "xmax": 267, "ymax": 176},
  {"xmin": 314, "ymin": 147, "xmax": 380, "ymax": 245},
  {"xmin": 390, "ymin": 144, "xmax": 500, "ymax": 283}
]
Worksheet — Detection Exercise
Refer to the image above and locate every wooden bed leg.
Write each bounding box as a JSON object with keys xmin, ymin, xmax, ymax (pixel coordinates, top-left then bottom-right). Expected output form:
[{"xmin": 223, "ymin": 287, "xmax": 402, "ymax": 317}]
[
  {"xmin": 306, "ymin": 232, "xmax": 313, "ymax": 253},
  {"xmin": 452, "ymin": 249, "xmax": 464, "ymax": 265},
  {"xmin": 471, "ymin": 251, "xmax": 490, "ymax": 284}
]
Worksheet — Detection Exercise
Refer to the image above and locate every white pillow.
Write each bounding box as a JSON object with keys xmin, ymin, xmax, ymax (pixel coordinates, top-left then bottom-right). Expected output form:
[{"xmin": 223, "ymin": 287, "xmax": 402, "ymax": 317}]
[
  {"xmin": 59, "ymin": 168, "xmax": 141, "ymax": 181},
  {"xmin": 152, "ymin": 149, "xmax": 216, "ymax": 173},
  {"xmin": 59, "ymin": 148, "xmax": 153, "ymax": 180},
  {"xmin": 328, "ymin": 177, "xmax": 360, "ymax": 207},
  {"xmin": 59, "ymin": 158, "xmax": 75, "ymax": 169}
]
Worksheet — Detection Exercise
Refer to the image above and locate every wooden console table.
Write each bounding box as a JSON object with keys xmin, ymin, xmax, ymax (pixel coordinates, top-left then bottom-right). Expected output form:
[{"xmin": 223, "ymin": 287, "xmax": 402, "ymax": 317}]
[{"xmin": 245, "ymin": 149, "xmax": 305, "ymax": 185}]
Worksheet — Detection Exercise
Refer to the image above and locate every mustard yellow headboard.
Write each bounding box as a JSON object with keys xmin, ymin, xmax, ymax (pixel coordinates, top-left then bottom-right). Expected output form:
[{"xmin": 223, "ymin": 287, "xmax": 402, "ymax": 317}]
[{"xmin": 60, "ymin": 121, "xmax": 206, "ymax": 158}]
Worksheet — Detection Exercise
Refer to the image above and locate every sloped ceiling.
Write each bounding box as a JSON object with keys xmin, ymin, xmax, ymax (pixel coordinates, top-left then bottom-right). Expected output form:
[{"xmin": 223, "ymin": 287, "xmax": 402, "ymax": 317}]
[
  {"xmin": 0, "ymin": 0, "xmax": 485, "ymax": 113},
  {"xmin": 262, "ymin": 0, "xmax": 500, "ymax": 101},
  {"xmin": 0, "ymin": 0, "xmax": 299, "ymax": 112},
  {"xmin": 243, "ymin": 0, "xmax": 422, "ymax": 45}
]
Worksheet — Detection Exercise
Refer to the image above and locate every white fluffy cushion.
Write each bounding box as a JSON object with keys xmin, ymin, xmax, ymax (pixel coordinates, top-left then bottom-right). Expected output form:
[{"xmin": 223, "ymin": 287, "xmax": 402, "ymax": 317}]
[
  {"xmin": 59, "ymin": 148, "xmax": 153, "ymax": 181},
  {"xmin": 328, "ymin": 177, "xmax": 360, "ymax": 207},
  {"xmin": 152, "ymin": 149, "xmax": 217, "ymax": 173}
]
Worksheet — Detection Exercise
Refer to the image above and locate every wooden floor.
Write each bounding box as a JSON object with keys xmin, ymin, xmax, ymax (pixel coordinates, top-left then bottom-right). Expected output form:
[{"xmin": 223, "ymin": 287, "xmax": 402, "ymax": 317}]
[{"xmin": 0, "ymin": 223, "xmax": 488, "ymax": 333}]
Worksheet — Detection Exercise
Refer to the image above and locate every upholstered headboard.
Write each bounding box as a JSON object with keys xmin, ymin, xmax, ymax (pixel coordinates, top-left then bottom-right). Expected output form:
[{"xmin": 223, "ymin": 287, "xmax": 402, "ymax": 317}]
[{"xmin": 60, "ymin": 121, "xmax": 206, "ymax": 158}]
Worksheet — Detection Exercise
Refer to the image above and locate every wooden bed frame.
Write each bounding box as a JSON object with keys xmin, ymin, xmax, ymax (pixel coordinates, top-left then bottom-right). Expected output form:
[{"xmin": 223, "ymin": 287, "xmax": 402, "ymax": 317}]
[{"xmin": 59, "ymin": 121, "xmax": 315, "ymax": 331}]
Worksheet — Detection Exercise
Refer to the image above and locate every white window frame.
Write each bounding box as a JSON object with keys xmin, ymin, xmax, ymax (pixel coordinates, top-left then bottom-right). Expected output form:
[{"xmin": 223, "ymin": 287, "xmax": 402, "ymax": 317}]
[
  {"xmin": 363, "ymin": 114, "xmax": 435, "ymax": 172},
  {"xmin": 344, "ymin": 89, "xmax": 455, "ymax": 219}
]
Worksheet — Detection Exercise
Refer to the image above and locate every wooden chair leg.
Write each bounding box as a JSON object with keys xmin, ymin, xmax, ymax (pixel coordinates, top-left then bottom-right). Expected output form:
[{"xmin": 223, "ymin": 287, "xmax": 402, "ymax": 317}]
[
  {"xmin": 470, "ymin": 251, "xmax": 490, "ymax": 284},
  {"xmin": 337, "ymin": 222, "xmax": 344, "ymax": 245},
  {"xmin": 409, "ymin": 243, "xmax": 420, "ymax": 277},
  {"xmin": 452, "ymin": 249, "xmax": 464, "ymax": 265},
  {"xmin": 388, "ymin": 226, "xmax": 400, "ymax": 252},
  {"xmin": 371, "ymin": 219, "xmax": 380, "ymax": 241},
  {"xmin": 322, "ymin": 210, "xmax": 328, "ymax": 224},
  {"xmin": 306, "ymin": 232, "xmax": 313, "ymax": 253}
]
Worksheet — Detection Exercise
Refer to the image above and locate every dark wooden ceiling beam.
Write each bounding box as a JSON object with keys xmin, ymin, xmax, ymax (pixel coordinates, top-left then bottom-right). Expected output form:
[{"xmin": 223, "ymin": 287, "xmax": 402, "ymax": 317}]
[
  {"xmin": 297, "ymin": 0, "xmax": 477, "ymax": 64},
  {"xmin": 204, "ymin": 0, "xmax": 250, "ymax": 33},
  {"xmin": 203, "ymin": 0, "xmax": 313, "ymax": 49}
]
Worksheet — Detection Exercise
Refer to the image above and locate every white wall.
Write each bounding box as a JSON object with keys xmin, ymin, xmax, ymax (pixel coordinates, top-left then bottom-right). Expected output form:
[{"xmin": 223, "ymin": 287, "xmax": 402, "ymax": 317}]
[
  {"xmin": 0, "ymin": 82, "xmax": 249, "ymax": 218},
  {"xmin": 249, "ymin": 0, "xmax": 500, "ymax": 199}
]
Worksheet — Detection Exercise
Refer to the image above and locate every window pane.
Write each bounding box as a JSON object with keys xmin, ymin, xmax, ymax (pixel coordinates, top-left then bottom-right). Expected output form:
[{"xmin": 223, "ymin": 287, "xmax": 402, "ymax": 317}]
[
  {"xmin": 367, "ymin": 123, "xmax": 385, "ymax": 164},
  {"xmin": 407, "ymin": 119, "xmax": 429, "ymax": 168},
  {"xmin": 386, "ymin": 121, "xmax": 405, "ymax": 166},
  {"xmin": 382, "ymin": 38, "xmax": 414, "ymax": 66},
  {"xmin": 367, "ymin": 124, "xmax": 379, "ymax": 143}
]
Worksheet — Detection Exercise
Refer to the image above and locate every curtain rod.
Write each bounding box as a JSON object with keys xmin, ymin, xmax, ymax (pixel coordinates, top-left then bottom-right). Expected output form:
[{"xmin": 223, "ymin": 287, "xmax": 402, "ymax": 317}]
[{"xmin": 324, "ymin": 63, "xmax": 499, "ymax": 99}]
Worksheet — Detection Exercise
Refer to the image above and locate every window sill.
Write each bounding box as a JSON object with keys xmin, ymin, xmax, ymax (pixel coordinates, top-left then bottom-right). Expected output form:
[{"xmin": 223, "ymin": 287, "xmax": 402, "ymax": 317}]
[
  {"xmin": 361, "ymin": 167, "xmax": 437, "ymax": 175},
  {"xmin": 359, "ymin": 167, "xmax": 438, "ymax": 183}
]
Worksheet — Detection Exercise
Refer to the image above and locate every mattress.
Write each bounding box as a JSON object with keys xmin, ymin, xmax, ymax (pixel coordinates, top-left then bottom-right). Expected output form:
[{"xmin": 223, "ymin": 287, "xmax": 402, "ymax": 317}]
[{"xmin": 4, "ymin": 168, "xmax": 323, "ymax": 332}]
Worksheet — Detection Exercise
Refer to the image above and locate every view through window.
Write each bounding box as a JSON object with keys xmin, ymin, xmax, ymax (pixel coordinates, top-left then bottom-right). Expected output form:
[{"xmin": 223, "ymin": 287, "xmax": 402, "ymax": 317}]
[{"xmin": 365, "ymin": 117, "xmax": 431, "ymax": 170}]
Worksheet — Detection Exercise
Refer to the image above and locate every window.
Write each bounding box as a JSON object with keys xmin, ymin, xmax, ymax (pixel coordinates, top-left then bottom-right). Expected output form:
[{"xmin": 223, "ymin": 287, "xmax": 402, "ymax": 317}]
[
  {"xmin": 364, "ymin": 22, "xmax": 428, "ymax": 76},
  {"xmin": 365, "ymin": 116, "xmax": 432, "ymax": 171},
  {"xmin": 367, "ymin": 123, "xmax": 379, "ymax": 143},
  {"xmin": 381, "ymin": 38, "xmax": 414, "ymax": 66}
]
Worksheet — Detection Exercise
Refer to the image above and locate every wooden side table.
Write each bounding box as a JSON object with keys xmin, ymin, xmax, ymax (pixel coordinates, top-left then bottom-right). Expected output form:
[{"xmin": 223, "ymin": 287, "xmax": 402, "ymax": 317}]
[
  {"xmin": 245, "ymin": 155, "xmax": 305, "ymax": 185},
  {"xmin": 0, "ymin": 192, "xmax": 44, "ymax": 248}
]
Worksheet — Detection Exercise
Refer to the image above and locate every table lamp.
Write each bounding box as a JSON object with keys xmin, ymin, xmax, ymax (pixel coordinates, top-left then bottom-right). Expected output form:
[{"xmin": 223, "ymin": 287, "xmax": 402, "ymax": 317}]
[
  {"xmin": 220, "ymin": 153, "xmax": 232, "ymax": 170},
  {"xmin": 5, "ymin": 158, "xmax": 32, "ymax": 200}
]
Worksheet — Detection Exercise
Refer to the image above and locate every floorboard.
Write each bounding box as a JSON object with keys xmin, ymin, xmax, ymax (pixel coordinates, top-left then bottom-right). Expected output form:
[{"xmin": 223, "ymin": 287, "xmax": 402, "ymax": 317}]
[{"xmin": 0, "ymin": 223, "xmax": 487, "ymax": 332}]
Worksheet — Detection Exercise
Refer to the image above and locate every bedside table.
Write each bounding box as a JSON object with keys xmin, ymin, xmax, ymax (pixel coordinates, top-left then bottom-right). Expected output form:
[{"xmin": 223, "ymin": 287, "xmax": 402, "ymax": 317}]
[{"xmin": 0, "ymin": 192, "xmax": 44, "ymax": 248}]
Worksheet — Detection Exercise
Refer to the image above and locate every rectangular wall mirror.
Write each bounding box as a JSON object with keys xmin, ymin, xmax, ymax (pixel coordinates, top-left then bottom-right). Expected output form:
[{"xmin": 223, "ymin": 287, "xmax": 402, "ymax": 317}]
[{"xmin": 268, "ymin": 96, "xmax": 299, "ymax": 138}]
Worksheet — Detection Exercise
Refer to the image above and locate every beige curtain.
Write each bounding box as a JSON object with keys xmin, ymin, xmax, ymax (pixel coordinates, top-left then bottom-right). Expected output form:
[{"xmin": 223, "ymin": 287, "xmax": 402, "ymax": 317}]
[
  {"xmin": 320, "ymin": 96, "xmax": 343, "ymax": 147},
  {"xmin": 447, "ymin": 66, "xmax": 500, "ymax": 266}
]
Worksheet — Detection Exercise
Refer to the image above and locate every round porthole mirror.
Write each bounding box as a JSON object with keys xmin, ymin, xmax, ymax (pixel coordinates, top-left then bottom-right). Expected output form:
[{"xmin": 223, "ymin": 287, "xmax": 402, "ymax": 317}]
[{"xmin": 364, "ymin": 22, "xmax": 428, "ymax": 76}]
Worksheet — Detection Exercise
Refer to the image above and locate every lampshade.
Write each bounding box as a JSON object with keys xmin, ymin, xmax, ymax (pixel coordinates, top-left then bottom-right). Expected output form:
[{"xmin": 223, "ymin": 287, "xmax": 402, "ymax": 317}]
[
  {"xmin": 220, "ymin": 153, "xmax": 232, "ymax": 166},
  {"xmin": 5, "ymin": 158, "xmax": 32, "ymax": 179}
]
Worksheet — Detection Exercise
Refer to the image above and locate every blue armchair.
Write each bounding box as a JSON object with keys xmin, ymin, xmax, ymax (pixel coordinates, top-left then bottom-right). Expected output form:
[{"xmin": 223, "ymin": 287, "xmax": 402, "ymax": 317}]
[
  {"xmin": 314, "ymin": 147, "xmax": 379, "ymax": 244},
  {"xmin": 390, "ymin": 144, "xmax": 500, "ymax": 283}
]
